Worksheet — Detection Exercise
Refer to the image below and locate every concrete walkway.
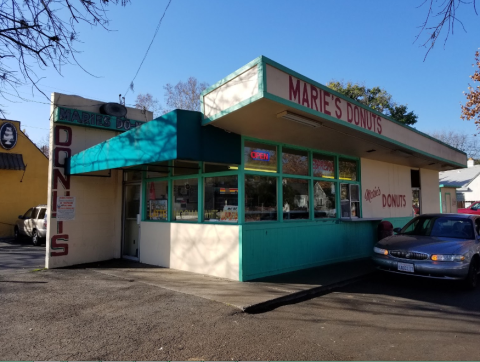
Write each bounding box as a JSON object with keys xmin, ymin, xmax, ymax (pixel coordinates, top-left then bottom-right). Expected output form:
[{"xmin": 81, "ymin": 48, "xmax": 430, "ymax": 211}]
[{"xmin": 84, "ymin": 258, "xmax": 375, "ymax": 313}]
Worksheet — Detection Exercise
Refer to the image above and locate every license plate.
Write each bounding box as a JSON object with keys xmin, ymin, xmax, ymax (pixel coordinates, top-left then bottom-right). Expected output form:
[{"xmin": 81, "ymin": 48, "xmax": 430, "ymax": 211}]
[{"xmin": 397, "ymin": 262, "xmax": 414, "ymax": 273}]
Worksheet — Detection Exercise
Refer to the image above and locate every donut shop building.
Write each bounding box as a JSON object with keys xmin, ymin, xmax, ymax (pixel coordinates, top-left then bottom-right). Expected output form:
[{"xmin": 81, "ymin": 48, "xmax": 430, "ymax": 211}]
[{"xmin": 46, "ymin": 56, "xmax": 466, "ymax": 281}]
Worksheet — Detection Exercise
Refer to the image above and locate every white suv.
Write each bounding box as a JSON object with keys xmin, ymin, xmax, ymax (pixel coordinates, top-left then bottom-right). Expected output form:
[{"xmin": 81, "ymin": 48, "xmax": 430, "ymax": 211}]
[{"xmin": 14, "ymin": 205, "xmax": 47, "ymax": 246}]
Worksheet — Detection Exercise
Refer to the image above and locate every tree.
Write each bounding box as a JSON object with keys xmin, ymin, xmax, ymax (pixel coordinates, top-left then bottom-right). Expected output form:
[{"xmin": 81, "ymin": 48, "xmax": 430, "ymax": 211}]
[
  {"xmin": 428, "ymin": 130, "xmax": 479, "ymax": 159},
  {"xmin": 0, "ymin": 0, "xmax": 130, "ymax": 114},
  {"xmin": 36, "ymin": 132, "xmax": 50, "ymax": 158},
  {"xmin": 417, "ymin": 0, "xmax": 478, "ymax": 59},
  {"xmin": 461, "ymin": 50, "xmax": 480, "ymax": 130},
  {"xmin": 327, "ymin": 81, "xmax": 418, "ymax": 126},
  {"xmin": 134, "ymin": 93, "xmax": 162, "ymax": 118},
  {"xmin": 163, "ymin": 77, "xmax": 208, "ymax": 113}
]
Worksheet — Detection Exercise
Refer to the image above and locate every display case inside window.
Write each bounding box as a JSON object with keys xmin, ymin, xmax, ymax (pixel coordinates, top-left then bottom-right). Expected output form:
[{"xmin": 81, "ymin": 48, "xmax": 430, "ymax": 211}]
[
  {"xmin": 146, "ymin": 161, "xmax": 170, "ymax": 179},
  {"xmin": 341, "ymin": 183, "xmax": 360, "ymax": 217},
  {"xmin": 314, "ymin": 181, "xmax": 336, "ymax": 218},
  {"xmin": 339, "ymin": 159, "xmax": 357, "ymax": 181},
  {"xmin": 244, "ymin": 141, "xmax": 277, "ymax": 172},
  {"xmin": 282, "ymin": 148, "xmax": 308, "ymax": 176},
  {"xmin": 173, "ymin": 160, "xmax": 200, "ymax": 176},
  {"xmin": 313, "ymin": 154, "xmax": 335, "ymax": 179},
  {"xmin": 146, "ymin": 181, "xmax": 168, "ymax": 220},
  {"xmin": 173, "ymin": 178, "xmax": 198, "ymax": 221},
  {"xmin": 204, "ymin": 176, "xmax": 238, "ymax": 223},
  {"xmin": 282, "ymin": 178, "xmax": 309, "ymax": 220},
  {"xmin": 245, "ymin": 175, "xmax": 277, "ymax": 222}
]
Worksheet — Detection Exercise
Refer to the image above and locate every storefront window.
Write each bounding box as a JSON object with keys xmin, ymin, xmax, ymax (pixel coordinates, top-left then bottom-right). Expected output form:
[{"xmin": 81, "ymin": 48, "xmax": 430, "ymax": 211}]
[
  {"xmin": 314, "ymin": 181, "xmax": 336, "ymax": 218},
  {"xmin": 124, "ymin": 170, "xmax": 142, "ymax": 182},
  {"xmin": 313, "ymin": 154, "xmax": 335, "ymax": 179},
  {"xmin": 204, "ymin": 176, "xmax": 238, "ymax": 223},
  {"xmin": 173, "ymin": 160, "xmax": 200, "ymax": 176},
  {"xmin": 173, "ymin": 178, "xmax": 198, "ymax": 222},
  {"xmin": 245, "ymin": 175, "xmax": 277, "ymax": 222},
  {"xmin": 282, "ymin": 178, "xmax": 309, "ymax": 220},
  {"xmin": 146, "ymin": 181, "xmax": 168, "ymax": 221},
  {"xmin": 341, "ymin": 183, "xmax": 360, "ymax": 217},
  {"xmin": 339, "ymin": 159, "xmax": 357, "ymax": 181},
  {"xmin": 282, "ymin": 147, "xmax": 308, "ymax": 176},
  {"xmin": 146, "ymin": 162, "xmax": 170, "ymax": 179},
  {"xmin": 244, "ymin": 141, "xmax": 277, "ymax": 172}
]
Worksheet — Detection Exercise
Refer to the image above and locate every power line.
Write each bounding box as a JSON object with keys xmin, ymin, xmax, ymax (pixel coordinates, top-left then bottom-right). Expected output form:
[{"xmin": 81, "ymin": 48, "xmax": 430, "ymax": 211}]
[{"xmin": 123, "ymin": 0, "xmax": 172, "ymax": 97}]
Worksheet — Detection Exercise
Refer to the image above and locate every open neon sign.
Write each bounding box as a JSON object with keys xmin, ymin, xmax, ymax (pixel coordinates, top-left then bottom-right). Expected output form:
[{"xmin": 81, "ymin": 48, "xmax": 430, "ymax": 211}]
[{"xmin": 251, "ymin": 150, "xmax": 270, "ymax": 161}]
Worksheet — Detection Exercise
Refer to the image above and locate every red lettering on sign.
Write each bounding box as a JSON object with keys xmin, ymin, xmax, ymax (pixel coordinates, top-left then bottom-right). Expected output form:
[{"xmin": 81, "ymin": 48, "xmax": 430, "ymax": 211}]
[{"xmin": 289, "ymin": 76, "xmax": 301, "ymax": 103}]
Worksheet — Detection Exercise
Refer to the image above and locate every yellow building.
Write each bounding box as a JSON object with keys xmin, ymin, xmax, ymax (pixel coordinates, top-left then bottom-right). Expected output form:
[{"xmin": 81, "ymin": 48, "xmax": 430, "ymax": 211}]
[{"xmin": 0, "ymin": 119, "xmax": 48, "ymax": 238}]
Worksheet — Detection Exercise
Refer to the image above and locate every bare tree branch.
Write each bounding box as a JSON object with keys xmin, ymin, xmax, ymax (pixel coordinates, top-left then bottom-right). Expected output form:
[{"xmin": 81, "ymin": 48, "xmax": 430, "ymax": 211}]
[
  {"xmin": 416, "ymin": 0, "xmax": 477, "ymax": 60},
  {"xmin": 0, "ymin": 0, "xmax": 130, "ymax": 114}
]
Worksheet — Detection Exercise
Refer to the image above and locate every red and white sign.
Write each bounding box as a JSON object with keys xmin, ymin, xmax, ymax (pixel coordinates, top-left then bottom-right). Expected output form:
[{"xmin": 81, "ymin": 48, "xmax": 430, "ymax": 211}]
[{"xmin": 57, "ymin": 196, "xmax": 76, "ymax": 221}]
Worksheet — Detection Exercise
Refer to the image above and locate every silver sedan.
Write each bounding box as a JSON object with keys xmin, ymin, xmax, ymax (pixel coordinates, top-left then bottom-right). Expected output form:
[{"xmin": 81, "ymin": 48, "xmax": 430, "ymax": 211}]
[{"xmin": 372, "ymin": 214, "xmax": 480, "ymax": 289}]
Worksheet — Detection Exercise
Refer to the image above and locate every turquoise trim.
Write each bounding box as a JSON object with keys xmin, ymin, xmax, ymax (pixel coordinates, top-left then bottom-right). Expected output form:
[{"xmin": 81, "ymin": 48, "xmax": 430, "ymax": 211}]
[
  {"xmin": 439, "ymin": 190, "xmax": 443, "ymax": 213},
  {"xmin": 263, "ymin": 92, "xmax": 466, "ymax": 169},
  {"xmin": 54, "ymin": 106, "xmax": 146, "ymax": 132},
  {"xmin": 260, "ymin": 56, "xmax": 467, "ymax": 159}
]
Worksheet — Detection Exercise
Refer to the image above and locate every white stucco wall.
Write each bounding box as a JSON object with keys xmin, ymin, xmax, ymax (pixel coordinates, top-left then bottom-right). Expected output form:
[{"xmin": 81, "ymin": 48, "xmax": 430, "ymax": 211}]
[
  {"xmin": 462, "ymin": 175, "xmax": 480, "ymax": 204},
  {"xmin": 420, "ymin": 168, "xmax": 440, "ymax": 214},
  {"xmin": 140, "ymin": 222, "xmax": 240, "ymax": 280},
  {"xmin": 46, "ymin": 93, "xmax": 152, "ymax": 268},
  {"xmin": 203, "ymin": 65, "xmax": 259, "ymax": 119},
  {"xmin": 361, "ymin": 158, "xmax": 413, "ymax": 218}
]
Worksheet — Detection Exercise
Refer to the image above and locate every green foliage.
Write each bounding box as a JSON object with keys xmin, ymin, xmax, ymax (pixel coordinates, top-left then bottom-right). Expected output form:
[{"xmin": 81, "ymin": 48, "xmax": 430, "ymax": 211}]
[{"xmin": 327, "ymin": 81, "xmax": 418, "ymax": 126}]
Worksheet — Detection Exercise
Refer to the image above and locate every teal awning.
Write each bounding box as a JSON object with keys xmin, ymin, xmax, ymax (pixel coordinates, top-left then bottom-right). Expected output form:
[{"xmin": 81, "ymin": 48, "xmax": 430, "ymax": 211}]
[{"xmin": 69, "ymin": 109, "xmax": 240, "ymax": 175}]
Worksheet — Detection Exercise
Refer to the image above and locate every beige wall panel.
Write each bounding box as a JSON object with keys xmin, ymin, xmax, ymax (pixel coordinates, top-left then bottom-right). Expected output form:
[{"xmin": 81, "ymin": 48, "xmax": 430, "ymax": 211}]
[
  {"xmin": 361, "ymin": 158, "xmax": 413, "ymax": 218},
  {"xmin": 204, "ymin": 65, "xmax": 258, "ymax": 118},
  {"xmin": 266, "ymin": 65, "xmax": 465, "ymax": 166},
  {"xmin": 140, "ymin": 222, "xmax": 240, "ymax": 280},
  {"xmin": 139, "ymin": 222, "xmax": 172, "ymax": 267},
  {"xmin": 420, "ymin": 168, "xmax": 440, "ymax": 214}
]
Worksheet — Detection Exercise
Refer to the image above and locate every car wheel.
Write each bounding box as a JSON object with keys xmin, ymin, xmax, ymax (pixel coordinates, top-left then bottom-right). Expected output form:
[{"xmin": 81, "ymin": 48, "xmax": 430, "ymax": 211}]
[
  {"xmin": 464, "ymin": 259, "xmax": 479, "ymax": 290},
  {"xmin": 14, "ymin": 226, "xmax": 20, "ymax": 241},
  {"xmin": 31, "ymin": 230, "xmax": 41, "ymax": 246}
]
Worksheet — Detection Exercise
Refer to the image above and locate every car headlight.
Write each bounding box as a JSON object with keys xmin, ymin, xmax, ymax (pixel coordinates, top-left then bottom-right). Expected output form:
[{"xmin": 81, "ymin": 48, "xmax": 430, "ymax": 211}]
[
  {"xmin": 431, "ymin": 254, "xmax": 465, "ymax": 262},
  {"xmin": 374, "ymin": 247, "xmax": 388, "ymax": 255}
]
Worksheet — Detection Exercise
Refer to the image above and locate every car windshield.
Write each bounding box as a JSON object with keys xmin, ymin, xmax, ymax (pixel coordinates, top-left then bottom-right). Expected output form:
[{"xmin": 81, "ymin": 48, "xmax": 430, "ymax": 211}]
[{"xmin": 400, "ymin": 216, "xmax": 474, "ymax": 239}]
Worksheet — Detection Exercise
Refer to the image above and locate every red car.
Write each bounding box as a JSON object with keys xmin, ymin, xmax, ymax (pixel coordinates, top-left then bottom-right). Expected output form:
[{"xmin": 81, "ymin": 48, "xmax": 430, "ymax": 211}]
[{"xmin": 458, "ymin": 202, "xmax": 480, "ymax": 215}]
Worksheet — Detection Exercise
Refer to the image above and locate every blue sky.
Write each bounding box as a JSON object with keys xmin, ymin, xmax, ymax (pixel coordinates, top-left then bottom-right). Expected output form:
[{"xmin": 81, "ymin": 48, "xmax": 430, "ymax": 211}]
[{"xmin": 4, "ymin": 0, "xmax": 480, "ymax": 145}]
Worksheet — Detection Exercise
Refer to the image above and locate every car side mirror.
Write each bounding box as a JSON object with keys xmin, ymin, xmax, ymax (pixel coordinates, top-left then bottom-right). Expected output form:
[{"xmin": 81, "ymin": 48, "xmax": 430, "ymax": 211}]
[{"xmin": 393, "ymin": 227, "xmax": 402, "ymax": 234}]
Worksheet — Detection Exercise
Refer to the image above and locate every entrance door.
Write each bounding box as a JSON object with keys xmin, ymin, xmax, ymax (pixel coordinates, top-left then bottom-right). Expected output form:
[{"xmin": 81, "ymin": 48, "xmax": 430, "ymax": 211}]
[
  {"xmin": 123, "ymin": 183, "xmax": 141, "ymax": 260},
  {"xmin": 445, "ymin": 193, "xmax": 451, "ymax": 213}
]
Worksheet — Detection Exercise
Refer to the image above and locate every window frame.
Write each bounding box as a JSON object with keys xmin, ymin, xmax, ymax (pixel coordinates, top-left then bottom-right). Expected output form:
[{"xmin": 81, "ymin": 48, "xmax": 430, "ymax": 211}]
[{"xmin": 141, "ymin": 137, "xmax": 362, "ymax": 224}]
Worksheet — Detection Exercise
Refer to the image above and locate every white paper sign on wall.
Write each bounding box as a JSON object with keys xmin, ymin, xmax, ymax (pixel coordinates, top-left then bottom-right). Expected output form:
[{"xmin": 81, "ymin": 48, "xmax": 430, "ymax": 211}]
[{"xmin": 57, "ymin": 196, "xmax": 76, "ymax": 221}]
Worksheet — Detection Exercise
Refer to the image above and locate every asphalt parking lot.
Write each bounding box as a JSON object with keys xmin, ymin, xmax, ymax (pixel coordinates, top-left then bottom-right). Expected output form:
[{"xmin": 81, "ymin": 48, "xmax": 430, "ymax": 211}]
[{"xmin": 1, "ymin": 239, "xmax": 479, "ymax": 361}]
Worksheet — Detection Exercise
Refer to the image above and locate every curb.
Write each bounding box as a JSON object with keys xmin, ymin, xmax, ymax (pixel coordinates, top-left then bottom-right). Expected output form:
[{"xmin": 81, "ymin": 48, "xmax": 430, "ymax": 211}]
[{"xmin": 243, "ymin": 271, "xmax": 375, "ymax": 314}]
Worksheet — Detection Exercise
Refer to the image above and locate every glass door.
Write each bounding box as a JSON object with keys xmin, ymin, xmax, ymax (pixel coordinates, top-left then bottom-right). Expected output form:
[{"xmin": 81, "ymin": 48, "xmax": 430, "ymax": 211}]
[{"xmin": 123, "ymin": 183, "xmax": 141, "ymax": 260}]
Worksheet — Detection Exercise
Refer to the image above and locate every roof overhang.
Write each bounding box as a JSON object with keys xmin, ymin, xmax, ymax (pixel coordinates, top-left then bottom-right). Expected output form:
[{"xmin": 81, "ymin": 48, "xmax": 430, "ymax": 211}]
[{"xmin": 201, "ymin": 56, "xmax": 467, "ymax": 171}]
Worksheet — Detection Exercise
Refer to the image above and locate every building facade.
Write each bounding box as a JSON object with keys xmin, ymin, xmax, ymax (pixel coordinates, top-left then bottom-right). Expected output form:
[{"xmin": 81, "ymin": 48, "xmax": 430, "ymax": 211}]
[
  {"xmin": 45, "ymin": 56, "xmax": 466, "ymax": 281},
  {"xmin": 0, "ymin": 119, "xmax": 48, "ymax": 238}
]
